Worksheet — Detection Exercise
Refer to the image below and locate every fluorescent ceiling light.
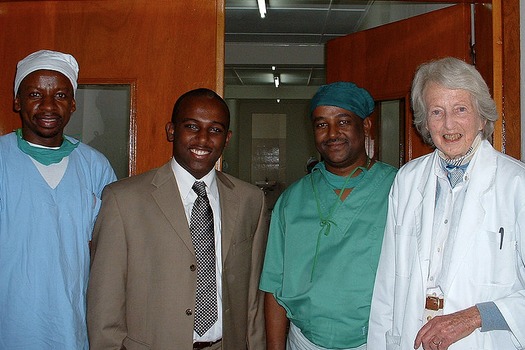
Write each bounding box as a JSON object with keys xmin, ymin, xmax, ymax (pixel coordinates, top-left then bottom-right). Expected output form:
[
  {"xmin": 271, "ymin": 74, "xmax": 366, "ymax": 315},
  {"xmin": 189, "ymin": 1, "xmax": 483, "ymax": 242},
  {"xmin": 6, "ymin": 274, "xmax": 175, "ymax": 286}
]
[
  {"xmin": 257, "ymin": 0, "xmax": 266, "ymax": 18},
  {"xmin": 274, "ymin": 75, "xmax": 280, "ymax": 87}
]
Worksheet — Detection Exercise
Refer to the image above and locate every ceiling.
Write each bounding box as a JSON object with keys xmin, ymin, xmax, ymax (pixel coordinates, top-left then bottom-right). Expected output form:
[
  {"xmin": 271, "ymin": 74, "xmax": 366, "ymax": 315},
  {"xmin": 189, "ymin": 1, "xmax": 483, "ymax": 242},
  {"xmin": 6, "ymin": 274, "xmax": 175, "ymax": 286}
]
[
  {"xmin": 226, "ymin": 0, "xmax": 374, "ymax": 44},
  {"xmin": 224, "ymin": 1, "xmax": 455, "ymax": 90}
]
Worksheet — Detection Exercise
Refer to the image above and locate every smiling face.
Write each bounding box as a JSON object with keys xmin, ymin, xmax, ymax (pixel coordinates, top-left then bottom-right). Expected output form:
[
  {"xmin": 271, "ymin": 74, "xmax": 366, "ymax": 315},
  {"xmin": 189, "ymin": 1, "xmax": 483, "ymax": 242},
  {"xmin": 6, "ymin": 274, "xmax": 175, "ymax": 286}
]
[
  {"xmin": 312, "ymin": 105, "xmax": 370, "ymax": 176},
  {"xmin": 14, "ymin": 69, "xmax": 76, "ymax": 147},
  {"xmin": 424, "ymin": 82, "xmax": 485, "ymax": 159},
  {"xmin": 166, "ymin": 94, "xmax": 232, "ymax": 179}
]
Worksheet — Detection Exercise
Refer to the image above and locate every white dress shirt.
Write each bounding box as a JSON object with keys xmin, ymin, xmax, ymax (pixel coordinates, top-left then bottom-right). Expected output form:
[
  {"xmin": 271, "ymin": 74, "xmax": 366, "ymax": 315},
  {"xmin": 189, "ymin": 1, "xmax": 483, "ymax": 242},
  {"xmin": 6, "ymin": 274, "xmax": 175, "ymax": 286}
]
[{"xmin": 170, "ymin": 158, "xmax": 223, "ymax": 342}]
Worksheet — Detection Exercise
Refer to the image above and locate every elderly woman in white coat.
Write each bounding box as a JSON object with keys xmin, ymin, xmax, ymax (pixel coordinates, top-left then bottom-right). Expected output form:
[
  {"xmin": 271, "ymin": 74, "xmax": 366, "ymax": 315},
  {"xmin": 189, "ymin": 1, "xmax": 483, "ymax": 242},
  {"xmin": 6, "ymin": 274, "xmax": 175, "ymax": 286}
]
[{"xmin": 367, "ymin": 57, "xmax": 525, "ymax": 350}]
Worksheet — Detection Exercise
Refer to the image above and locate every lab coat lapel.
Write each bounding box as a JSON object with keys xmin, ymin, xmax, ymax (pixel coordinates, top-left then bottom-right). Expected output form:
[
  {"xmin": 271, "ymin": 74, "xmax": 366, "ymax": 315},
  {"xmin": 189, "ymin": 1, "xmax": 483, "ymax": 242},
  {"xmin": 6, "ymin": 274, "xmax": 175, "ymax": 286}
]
[
  {"xmin": 445, "ymin": 141, "xmax": 495, "ymax": 288},
  {"xmin": 151, "ymin": 163, "xmax": 195, "ymax": 255},
  {"xmin": 416, "ymin": 153, "xmax": 440, "ymax": 287},
  {"xmin": 217, "ymin": 171, "xmax": 238, "ymax": 263}
]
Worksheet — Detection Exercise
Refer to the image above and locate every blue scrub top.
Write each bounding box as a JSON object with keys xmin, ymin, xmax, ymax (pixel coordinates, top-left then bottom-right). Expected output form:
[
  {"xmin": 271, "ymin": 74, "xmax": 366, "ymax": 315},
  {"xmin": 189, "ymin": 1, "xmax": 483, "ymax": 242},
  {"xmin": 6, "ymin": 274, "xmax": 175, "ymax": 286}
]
[{"xmin": 0, "ymin": 133, "xmax": 116, "ymax": 350}]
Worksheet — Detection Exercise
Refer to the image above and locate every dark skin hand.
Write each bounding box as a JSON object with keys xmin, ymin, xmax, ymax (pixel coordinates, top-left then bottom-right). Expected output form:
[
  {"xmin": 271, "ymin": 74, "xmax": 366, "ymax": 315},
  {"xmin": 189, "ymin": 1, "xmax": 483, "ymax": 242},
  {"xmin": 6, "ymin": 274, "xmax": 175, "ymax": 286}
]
[
  {"xmin": 414, "ymin": 306, "xmax": 481, "ymax": 350},
  {"xmin": 264, "ymin": 292, "xmax": 288, "ymax": 350}
]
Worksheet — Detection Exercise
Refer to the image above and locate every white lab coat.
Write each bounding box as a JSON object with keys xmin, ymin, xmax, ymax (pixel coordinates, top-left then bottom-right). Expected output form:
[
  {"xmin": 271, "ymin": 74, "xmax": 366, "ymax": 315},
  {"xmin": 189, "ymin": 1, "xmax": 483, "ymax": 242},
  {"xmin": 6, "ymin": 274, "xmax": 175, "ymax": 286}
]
[{"xmin": 367, "ymin": 140, "xmax": 525, "ymax": 350}]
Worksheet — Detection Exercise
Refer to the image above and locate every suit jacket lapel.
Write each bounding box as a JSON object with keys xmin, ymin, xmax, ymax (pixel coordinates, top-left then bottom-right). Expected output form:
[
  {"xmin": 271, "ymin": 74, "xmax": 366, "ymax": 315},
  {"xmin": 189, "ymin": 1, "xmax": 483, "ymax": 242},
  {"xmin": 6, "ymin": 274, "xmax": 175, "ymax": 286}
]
[
  {"xmin": 151, "ymin": 163, "xmax": 195, "ymax": 254},
  {"xmin": 216, "ymin": 172, "xmax": 238, "ymax": 263}
]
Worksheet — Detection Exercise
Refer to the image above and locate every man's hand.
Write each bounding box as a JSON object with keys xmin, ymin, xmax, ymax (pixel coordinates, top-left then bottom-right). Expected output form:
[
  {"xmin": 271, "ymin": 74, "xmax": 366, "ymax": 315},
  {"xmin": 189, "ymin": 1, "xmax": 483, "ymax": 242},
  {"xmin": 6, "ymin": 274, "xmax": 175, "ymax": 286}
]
[
  {"xmin": 264, "ymin": 292, "xmax": 289, "ymax": 350},
  {"xmin": 414, "ymin": 306, "xmax": 481, "ymax": 350}
]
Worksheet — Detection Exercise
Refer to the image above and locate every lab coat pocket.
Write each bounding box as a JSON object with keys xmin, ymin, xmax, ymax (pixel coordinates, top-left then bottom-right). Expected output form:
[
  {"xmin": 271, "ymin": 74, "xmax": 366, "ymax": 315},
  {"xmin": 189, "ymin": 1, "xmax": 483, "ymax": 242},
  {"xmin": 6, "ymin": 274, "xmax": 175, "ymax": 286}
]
[
  {"xmin": 470, "ymin": 228, "xmax": 517, "ymax": 286},
  {"xmin": 385, "ymin": 330, "xmax": 401, "ymax": 350},
  {"xmin": 394, "ymin": 224, "xmax": 417, "ymax": 277}
]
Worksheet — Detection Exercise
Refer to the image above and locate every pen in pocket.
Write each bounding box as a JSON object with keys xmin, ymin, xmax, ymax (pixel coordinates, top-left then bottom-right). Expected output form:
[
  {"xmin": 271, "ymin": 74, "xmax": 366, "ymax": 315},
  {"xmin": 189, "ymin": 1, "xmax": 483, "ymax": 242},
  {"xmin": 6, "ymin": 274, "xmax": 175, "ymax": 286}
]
[{"xmin": 499, "ymin": 227, "xmax": 504, "ymax": 250}]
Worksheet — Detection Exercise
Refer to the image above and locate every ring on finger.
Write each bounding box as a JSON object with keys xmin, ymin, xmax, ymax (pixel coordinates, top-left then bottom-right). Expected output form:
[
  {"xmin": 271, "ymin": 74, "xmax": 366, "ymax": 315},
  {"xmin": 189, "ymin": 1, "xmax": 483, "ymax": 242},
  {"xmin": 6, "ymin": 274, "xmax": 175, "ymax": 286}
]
[{"xmin": 432, "ymin": 339, "xmax": 442, "ymax": 345}]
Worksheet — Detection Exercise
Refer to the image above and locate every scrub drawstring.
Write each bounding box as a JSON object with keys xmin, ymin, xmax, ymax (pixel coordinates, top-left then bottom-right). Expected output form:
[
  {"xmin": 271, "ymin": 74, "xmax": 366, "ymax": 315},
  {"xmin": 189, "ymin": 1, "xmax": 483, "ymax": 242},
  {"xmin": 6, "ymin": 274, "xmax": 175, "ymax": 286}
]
[{"xmin": 310, "ymin": 162, "xmax": 368, "ymax": 282}]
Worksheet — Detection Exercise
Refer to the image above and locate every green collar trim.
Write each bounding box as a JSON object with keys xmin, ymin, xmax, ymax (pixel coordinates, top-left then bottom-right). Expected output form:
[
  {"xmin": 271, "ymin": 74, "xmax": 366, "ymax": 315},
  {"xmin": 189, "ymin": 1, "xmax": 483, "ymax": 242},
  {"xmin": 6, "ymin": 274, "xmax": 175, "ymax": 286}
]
[{"xmin": 16, "ymin": 128, "xmax": 79, "ymax": 165}]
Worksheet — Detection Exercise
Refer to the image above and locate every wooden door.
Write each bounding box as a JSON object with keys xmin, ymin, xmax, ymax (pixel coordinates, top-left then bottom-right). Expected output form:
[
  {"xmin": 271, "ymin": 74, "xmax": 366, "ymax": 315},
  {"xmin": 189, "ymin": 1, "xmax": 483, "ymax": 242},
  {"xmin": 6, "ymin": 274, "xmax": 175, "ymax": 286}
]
[
  {"xmin": 0, "ymin": 0, "xmax": 225, "ymax": 175},
  {"xmin": 326, "ymin": 4, "xmax": 473, "ymax": 163}
]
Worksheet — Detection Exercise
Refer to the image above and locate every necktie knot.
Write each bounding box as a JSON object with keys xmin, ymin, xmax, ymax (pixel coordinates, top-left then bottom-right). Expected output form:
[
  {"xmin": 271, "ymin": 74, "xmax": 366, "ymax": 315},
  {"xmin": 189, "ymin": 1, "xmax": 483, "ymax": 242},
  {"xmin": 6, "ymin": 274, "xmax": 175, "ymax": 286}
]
[
  {"xmin": 444, "ymin": 163, "xmax": 468, "ymax": 188},
  {"xmin": 193, "ymin": 181, "xmax": 207, "ymax": 197}
]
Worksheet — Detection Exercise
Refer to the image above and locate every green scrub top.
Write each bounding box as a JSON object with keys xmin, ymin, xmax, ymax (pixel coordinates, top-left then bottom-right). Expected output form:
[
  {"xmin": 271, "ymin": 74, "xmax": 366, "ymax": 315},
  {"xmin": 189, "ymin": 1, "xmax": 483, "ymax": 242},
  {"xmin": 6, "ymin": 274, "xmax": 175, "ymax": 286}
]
[{"xmin": 260, "ymin": 161, "xmax": 396, "ymax": 349}]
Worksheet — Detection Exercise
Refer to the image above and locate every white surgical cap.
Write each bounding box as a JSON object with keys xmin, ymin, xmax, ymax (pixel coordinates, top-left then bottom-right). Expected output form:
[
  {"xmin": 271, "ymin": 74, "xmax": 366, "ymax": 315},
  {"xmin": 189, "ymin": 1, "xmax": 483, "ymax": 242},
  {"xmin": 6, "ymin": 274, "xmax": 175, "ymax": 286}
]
[{"xmin": 14, "ymin": 50, "xmax": 79, "ymax": 96}]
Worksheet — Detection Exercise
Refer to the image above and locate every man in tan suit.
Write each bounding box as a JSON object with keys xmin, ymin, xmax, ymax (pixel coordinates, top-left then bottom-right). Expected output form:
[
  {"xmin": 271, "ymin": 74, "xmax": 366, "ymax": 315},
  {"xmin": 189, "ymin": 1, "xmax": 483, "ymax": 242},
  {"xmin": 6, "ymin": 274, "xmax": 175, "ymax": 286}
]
[{"xmin": 87, "ymin": 88, "xmax": 269, "ymax": 350}]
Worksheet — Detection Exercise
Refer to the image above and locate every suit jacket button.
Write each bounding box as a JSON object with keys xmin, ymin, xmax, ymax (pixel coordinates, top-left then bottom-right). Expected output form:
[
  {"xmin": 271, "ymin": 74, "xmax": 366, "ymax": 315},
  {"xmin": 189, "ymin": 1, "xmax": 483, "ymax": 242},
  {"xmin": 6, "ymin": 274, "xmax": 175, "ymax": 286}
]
[
  {"xmin": 186, "ymin": 309, "xmax": 193, "ymax": 315},
  {"xmin": 190, "ymin": 264, "xmax": 196, "ymax": 271}
]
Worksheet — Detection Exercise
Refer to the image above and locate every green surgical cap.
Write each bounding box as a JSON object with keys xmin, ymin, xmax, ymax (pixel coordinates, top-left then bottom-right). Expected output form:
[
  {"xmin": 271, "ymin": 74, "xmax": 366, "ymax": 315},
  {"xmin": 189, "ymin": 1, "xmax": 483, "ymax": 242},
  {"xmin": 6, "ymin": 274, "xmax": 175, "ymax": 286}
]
[{"xmin": 310, "ymin": 82, "xmax": 375, "ymax": 119}]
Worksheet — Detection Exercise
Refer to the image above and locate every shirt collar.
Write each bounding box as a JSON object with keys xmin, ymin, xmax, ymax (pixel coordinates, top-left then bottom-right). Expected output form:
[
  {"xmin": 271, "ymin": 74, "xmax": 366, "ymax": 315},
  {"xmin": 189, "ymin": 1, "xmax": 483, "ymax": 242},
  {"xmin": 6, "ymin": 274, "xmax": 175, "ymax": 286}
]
[
  {"xmin": 437, "ymin": 133, "xmax": 482, "ymax": 168},
  {"xmin": 170, "ymin": 157, "xmax": 218, "ymax": 200}
]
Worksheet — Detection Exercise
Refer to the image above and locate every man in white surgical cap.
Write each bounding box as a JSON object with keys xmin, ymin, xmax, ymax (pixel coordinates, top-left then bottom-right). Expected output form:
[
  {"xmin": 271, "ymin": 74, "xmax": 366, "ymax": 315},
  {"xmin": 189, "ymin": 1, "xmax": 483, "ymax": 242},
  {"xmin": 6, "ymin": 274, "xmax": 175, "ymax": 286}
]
[{"xmin": 0, "ymin": 50, "xmax": 116, "ymax": 350}]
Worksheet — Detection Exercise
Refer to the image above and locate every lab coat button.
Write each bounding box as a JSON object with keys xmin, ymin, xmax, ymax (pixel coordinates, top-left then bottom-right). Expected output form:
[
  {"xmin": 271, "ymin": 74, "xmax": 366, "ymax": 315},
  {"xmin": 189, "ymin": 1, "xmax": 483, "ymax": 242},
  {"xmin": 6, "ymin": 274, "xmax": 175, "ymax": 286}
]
[
  {"xmin": 190, "ymin": 264, "xmax": 196, "ymax": 271},
  {"xmin": 186, "ymin": 309, "xmax": 193, "ymax": 315}
]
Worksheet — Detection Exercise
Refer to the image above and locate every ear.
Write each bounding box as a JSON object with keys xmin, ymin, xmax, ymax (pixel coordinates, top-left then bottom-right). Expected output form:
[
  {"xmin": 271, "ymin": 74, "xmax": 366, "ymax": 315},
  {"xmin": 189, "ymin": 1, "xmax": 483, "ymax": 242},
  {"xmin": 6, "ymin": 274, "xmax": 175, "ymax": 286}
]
[
  {"xmin": 362, "ymin": 117, "xmax": 372, "ymax": 137},
  {"xmin": 224, "ymin": 130, "xmax": 232, "ymax": 148},
  {"xmin": 13, "ymin": 96, "xmax": 21, "ymax": 112},
  {"xmin": 70, "ymin": 98, "xmax": 76, "ymax": 114},
  {"xmin": 479, "ymin": 117, "xmax": 487, "ymax": 131},
  {"xmin": 165, "ymin": 122, "xmax": 175, "ymax": 142}
]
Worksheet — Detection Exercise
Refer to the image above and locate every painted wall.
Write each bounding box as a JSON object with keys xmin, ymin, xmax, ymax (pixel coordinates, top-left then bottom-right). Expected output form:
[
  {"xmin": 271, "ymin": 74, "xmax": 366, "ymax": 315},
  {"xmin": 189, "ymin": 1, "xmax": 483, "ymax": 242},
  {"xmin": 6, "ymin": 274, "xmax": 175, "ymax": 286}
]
[{"xmin": 223, "ymin": 99, "xmax": 317, "ymax": 193}]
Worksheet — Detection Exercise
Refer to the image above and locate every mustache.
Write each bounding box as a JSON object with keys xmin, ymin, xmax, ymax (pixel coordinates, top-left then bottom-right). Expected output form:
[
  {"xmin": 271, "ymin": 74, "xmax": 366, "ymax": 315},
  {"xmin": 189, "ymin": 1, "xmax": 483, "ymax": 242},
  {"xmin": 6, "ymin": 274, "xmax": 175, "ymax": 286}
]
[
  {"xmin": 34, "ymin": 113, "xmax": 61, "ymax": 119},
  {"xmin": 323, "ymin": 138, "xmax": 347, "ymax": 145}
]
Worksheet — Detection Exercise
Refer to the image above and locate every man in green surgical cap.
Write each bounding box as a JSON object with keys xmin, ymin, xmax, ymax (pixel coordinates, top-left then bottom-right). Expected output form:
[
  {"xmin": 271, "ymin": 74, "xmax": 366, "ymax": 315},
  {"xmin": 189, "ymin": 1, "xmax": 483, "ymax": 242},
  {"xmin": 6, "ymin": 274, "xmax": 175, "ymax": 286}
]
[{"xmin": 259, "ymin": 82, "xmax": 397, "ymax": 350}]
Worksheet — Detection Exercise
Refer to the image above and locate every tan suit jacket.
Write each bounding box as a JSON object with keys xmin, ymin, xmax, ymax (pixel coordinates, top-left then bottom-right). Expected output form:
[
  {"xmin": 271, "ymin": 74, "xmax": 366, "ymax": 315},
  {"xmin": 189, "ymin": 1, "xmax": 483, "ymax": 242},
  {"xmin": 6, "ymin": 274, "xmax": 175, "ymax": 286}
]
[{"xmin": 87, "ymin": 163, "xmax": 269, "ymax": 349}]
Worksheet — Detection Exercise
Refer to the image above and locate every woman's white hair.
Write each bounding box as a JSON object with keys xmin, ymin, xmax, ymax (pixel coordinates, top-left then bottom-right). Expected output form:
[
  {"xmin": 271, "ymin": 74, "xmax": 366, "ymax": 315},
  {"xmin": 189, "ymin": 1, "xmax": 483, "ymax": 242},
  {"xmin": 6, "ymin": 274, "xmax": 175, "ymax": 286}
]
[{"xmin": 411, "ymin": 57, "xmax": 498, "ymax": 145}]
